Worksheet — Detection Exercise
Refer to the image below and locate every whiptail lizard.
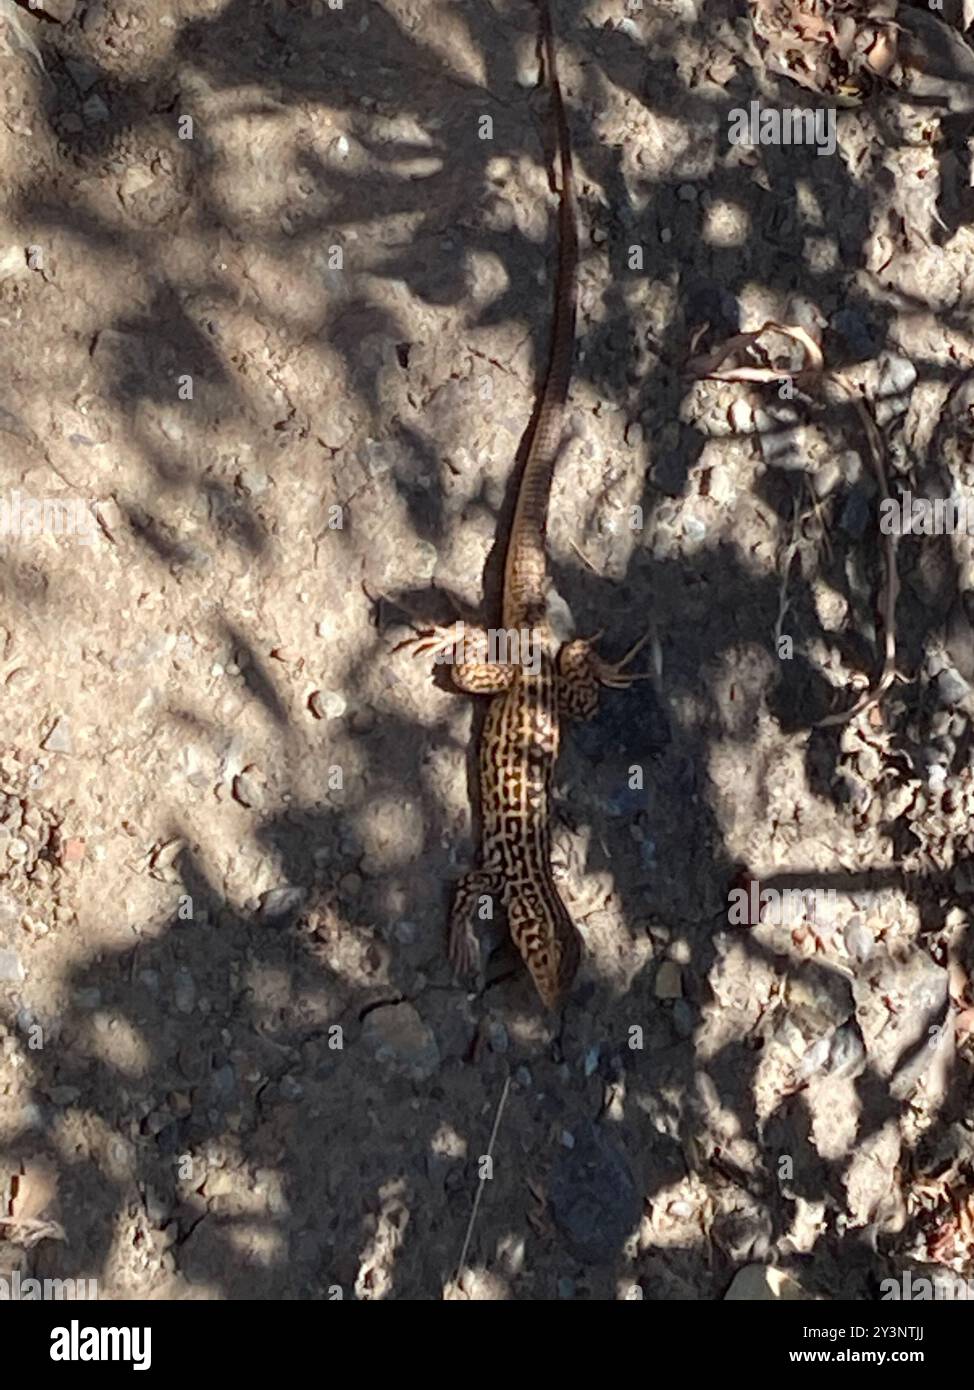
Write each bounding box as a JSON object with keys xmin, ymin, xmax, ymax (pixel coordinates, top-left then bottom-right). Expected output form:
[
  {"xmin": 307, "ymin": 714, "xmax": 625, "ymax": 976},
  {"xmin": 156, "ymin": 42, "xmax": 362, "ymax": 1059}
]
[{"xmin": 411, "ymin": 0, "xmax": 649, "ymax": 1008}]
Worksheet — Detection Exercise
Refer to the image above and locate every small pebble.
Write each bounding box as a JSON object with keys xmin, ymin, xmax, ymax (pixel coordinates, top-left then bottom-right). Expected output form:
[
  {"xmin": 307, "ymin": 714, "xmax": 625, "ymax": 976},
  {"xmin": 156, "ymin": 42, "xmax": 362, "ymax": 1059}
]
[
  {"xmin": 65, "ymin": 57, "xmax": 100, "ymax": 94},
  {"xmin": 260, "ymin": 886, "xmax": 307, "ymax": 920},
  {"xmin": 82, "ymin": 94, "xmax": 110, "ymax": 125},
  {"xmin": 937, "ymin": 667, "xmax": 969, "ymax": 705},
  {"xmin": 655, "ymin": 960, "xmax": 683, "ymax": 998},
  {"xmin": 309, "ymin": 690, "xmax": 347, "ymax": 720},
  {"xmin": 875, "ymin": 353, "xmax": 917, "ymax": 425},
  {"xmin": 144, "ymin": 1184, "xmax": 170, "ymax": 1225},
  {"xmin": 210, "ymin": 1064, "xmax": 237, "ymax": 1101},
  {"xmin": 174, "ymin": 968, "xmax": 196, "ymax": 1014},
  {"xmin": 338, "ymin": 873, "xmax": 362, "ymax": 900},
  {"xmin": 60, "ymin": 837, "xmax": 86, "ymax": 864},
  {"xmin": 927, "ymin": 764, "xmax": 947, "ymax": 791},
  {"xmin": 827, "ymin": 1021, "xmax": 866, "ymax": 1079},
  {"xmin": 48, "ymin": 1085, "xmax": 81, "ymax": 1106},
  {"xmin": 813, "ymin": 459, "xmax": 842, "ymax": 499},
  {"xmin": 798, "ymin": 1036, "xmax": 831, "ymax": 1079},
  {"xmin": 729, "ymin": 399, "xmax": 754, "ymax": 435},
  {"xmin": 232, "ymin": 770, "xmax": 265, "ymax": 808},
  {"xmin": 843, "ymin": 916, "xmax": 873, "ymax": 961}
]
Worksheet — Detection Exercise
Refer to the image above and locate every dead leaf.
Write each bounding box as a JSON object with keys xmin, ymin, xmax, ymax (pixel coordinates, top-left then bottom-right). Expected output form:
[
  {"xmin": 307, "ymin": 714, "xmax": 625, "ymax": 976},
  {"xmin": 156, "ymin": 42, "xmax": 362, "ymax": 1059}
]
[
  {"xmin": 866, "ymin": 26, "xmax": 898, "ymax": 76},
  {"xmin": 688, "ymin": 320, "xmax": 824, "ymax": 380},
  {"xmin": 833, "ymin": 14, "xmax": 858, "ymax": 60},
  {"xmin": 0, "ymin": 1215, "xmax": 66, "ymax": 1247}
]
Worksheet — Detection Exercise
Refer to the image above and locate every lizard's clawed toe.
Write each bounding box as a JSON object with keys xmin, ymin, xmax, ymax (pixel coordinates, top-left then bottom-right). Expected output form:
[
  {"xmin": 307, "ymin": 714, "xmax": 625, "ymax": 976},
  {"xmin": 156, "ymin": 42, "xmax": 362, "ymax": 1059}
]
[
  {"xmin": 402, "ymin": 622, "xmax": 465, "ymax": 662},
  {"xmin": 594, "ymin": 628, "xmax": 654, "ymax": 687},
  {"xmin": 448, "ymin": 922, "xmax": 479, "ymax": 980}
]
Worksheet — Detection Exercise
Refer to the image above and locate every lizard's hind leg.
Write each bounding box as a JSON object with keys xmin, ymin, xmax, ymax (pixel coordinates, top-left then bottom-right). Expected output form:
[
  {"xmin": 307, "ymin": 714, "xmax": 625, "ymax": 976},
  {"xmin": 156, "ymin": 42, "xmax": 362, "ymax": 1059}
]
[
  {"xmin": 448, "ymin": 868, "xmax": 506, "ymax": 979},
  {"xmin": 406, "ymin": 624, "xmax": 517, "ymax": 695},
  {"xmin": 557, "ymin": 630, "xmax": 653, "ymax": 719}
]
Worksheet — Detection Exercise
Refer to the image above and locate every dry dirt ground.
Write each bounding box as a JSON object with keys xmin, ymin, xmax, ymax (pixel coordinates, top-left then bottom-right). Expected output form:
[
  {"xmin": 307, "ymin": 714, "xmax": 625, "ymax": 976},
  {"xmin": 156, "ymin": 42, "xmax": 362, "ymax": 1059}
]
[{"xmin": 1, "ymin": 0, "xmax": 973, "ymax": 1301}]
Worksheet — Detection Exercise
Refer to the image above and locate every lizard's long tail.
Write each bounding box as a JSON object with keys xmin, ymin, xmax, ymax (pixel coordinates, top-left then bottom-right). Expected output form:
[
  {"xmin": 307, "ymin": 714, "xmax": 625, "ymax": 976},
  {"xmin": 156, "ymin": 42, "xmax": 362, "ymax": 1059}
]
[{"xmin": 502, "ymin": 0, "xmax": 579, "ymax": 630}]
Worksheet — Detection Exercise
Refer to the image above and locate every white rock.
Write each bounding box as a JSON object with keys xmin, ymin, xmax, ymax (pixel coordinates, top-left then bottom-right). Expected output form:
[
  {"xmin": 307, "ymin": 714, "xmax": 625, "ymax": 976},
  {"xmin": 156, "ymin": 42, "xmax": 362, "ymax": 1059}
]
[{"xmin": 725, "ymin": 1265, "xmax": 810, "ymax": 1300}]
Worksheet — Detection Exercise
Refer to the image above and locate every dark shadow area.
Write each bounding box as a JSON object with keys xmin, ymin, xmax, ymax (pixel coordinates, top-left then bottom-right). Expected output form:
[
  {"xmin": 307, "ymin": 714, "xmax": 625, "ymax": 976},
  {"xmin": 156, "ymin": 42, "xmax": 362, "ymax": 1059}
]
[{"xmin": 0, "ymin": 0, "xmax": 971, "ymax": 1301}]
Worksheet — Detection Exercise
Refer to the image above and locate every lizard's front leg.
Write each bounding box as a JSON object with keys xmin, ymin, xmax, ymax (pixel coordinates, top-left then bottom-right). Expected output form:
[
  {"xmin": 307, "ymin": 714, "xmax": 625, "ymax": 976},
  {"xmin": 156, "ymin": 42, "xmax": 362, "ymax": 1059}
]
[
  {"xmin": 556, "ymin": 631, "xmax": 652, "ymax": 720},
  {"xmin": 406, "ymin": 623, "xmax": 518, "ymax": 695}
]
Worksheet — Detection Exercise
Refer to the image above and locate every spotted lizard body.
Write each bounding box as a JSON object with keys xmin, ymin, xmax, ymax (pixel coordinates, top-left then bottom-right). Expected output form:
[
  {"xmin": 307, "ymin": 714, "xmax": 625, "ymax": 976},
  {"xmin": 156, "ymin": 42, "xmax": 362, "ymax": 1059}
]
[{"xmin": 413, "ymin": 0, "xmax": 647, "ymax": 1007}]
